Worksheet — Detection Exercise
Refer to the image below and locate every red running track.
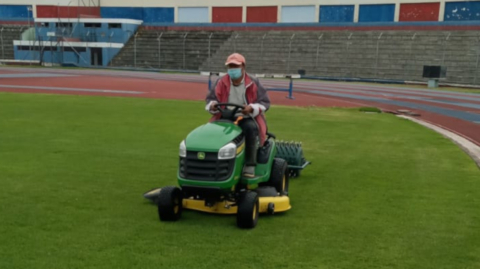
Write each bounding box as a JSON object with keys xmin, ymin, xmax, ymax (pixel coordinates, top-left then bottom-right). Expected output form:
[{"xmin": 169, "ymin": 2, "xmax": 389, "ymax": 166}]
[
  {"xmin": 0, "ymin": 73, "xmax": 361, "ymax": 108},
  {"xmin": 0, "ymin": 68, "xmax": 479, "ymax": 147}
]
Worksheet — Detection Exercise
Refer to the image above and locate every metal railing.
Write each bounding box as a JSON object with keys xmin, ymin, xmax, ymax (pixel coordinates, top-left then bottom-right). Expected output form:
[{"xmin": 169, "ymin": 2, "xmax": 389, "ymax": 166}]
[
  {"xmin": 0, "ymin": 27, "xmax": 4, "ymax": 59},
  {"xmin": 157, "ymin": 32, "xmax": 163, "ymax": 68}
]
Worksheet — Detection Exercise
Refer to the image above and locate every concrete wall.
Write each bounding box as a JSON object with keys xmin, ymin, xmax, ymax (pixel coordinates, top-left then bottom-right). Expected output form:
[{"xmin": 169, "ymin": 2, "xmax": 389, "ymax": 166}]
[
  {"xmin": 100, "ymin": 7, "xmax": 174, "ymax": 22},
  {"xmin": 444, "ymin": 1, "xmax": 480, "ymax": 21},
  {"xmin": 33, "ymin": 19, "xmax": 140, "ymax": 43},
  {"xmin": 14, "ymin": 44, "xmax": 122, "ymax": 66},
  {"xmin": 359, "ymin": 4, "xmax": 395, "ymax": 22},
  {"xmin": 36, "ymin": 6, "xmax": 100, "ymax": 18},
  {"xmin": 202, "ymin": 30, "xmax": 480, "ymax": 85},
  {"xmin": 177, "ymin": 7, "xmax": 209, "ymax": 23},
  {"xmin": 399, "ymin": 3, "xmax": 440, "ymax": 22},
  {"xmin": 0, "ymin": 0, "xmax": 70, "ymax": 5},
  {"xmin": 142, "ymin": 7, "xmax": 174, "ymax": 23},
  {"xmin": 96, "ymin": 0, "xmax": 444, "ymax": 7},
  {"xmin": 14, "ymin": 45, "xmax": 91, "ymax": 66},
  {"xmin": 212, "ymin": 7, "xmax": 242, "ymax": 23},
  {"xmin": 102, "ymin": 47, "xmax": 121, "ymax": 66},
  {"xmin": 281, "ymin": 6, "xmax": 316, "ymax": 23},
  {"xmin": 109, "ymin": 28, "xmax": 480, "ymax": 85},
  {"xmin": 0, "ymin": 4, "xmax": 33, "ymax": 21},
  {"xmin": 101, "ymin": 7, "xmax": 143, "ymax": 20},
  {"xmin": 246, "ymin": 6, "xmax": 277, "ymax": 23},
  {"xmin": 319, "ymin": 5, "xmax": 354, "ymax": 22},
  {"xmin": 3, "ymin": 0, "xmax": 480, "ymax": 24}
]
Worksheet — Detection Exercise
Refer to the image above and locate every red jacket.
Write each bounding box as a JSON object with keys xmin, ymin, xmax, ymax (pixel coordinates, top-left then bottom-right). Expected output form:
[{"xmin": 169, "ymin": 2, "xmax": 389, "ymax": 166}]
[{"xmin": 205, "ymin": 73, "xmax": 271, "ymax": 145}]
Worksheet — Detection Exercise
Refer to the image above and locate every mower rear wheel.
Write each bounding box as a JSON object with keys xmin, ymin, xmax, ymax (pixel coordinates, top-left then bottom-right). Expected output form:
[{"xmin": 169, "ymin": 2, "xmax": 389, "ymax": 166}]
[
  {"xmin": 236, "ymin": 191, "xmax": 259, "ymax": 229},
  {"xmin": 157, "ymin": 186, "xmax": 183, "ymax": 221},
  {"xmin": 269, "ymin": 158, "xmax": 289, "ymax": 195}
]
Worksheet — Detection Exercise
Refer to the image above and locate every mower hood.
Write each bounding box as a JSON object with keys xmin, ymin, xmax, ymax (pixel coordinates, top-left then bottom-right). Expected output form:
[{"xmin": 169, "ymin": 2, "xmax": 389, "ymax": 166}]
[{"xmin": 185, "ymin": 121, "xmax": 242, "ymax": 152}]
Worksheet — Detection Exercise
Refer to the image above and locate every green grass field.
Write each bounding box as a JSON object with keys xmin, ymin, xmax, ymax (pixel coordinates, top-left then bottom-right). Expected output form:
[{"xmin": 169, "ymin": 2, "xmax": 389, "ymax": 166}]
[{"xmin": 1, "ymin": 92, "xmax": 479, "ymax": 269}]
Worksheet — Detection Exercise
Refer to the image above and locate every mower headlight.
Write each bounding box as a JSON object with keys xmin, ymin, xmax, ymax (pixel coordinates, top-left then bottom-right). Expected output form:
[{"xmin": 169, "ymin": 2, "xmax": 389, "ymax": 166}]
[
  {"xmin": 218, "ymin": 142, "xmax": 236, "ymax": 160},
  {"xmin": 179, "ymin": 140, "xmax": 186, "ymax": 157}
]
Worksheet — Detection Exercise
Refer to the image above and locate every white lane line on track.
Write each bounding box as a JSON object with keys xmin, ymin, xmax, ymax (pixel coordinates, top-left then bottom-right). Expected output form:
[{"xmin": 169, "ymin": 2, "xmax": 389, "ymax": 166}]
[{"xmin": 0, "ymin": 85, "xmax": 144, "ymax": 94}]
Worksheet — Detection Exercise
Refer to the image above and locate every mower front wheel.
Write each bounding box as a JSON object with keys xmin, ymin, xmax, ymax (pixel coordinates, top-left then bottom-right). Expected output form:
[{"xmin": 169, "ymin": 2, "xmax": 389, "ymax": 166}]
[
  {"xmin": 236, "ymin": 191, "xmax": 259, "ymax": 229},
  {"xmin": 157, "ymin": 186, "xmax": 183, "ymax": 221}
]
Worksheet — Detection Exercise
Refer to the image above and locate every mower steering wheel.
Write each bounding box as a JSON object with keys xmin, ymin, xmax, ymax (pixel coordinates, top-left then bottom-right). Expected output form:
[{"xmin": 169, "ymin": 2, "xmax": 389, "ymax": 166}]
[{"xmin": 215, "ymin": 103, "xmax": 245, "ymax": 121}]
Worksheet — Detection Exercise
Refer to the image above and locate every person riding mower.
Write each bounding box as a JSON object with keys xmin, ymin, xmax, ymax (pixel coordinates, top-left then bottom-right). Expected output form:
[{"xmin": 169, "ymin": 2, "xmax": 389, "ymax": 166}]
[
  {"xmin": 205, "ymin": 53, "xmax": 269, "ymax": 178},
  {"xmin": 143, "ymin": 54, "xmax": 310, "ymax": 229}
]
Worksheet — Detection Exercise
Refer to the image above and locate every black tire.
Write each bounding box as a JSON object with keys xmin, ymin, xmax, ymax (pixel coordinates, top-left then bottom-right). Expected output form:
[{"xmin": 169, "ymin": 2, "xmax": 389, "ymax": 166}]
[
  {"xmin": 269, "ymin": 158, "xmax": 289, "ymax": 195},
  {"xmin": 236, "ymin": 191, "xmax": 259, "ymax": 229},
  {"xmin": 157, "ymin": 186, "xmax": 182, "ymax": 221},
  {"xmin": 267, "ymin": 203, "xmax": 275, "ymax": 215}
]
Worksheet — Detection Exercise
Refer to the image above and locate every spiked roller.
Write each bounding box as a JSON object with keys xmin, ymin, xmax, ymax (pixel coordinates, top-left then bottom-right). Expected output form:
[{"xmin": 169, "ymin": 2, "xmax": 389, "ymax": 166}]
[{"xmin": 275, "ymin": 140, "xmax": 310, "ymax": 178}]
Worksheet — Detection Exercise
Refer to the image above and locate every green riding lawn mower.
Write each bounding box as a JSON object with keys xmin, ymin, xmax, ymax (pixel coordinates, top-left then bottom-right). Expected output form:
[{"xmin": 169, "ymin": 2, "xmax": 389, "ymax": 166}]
[{"xmin": 144, "ymin": 103, "xmax": 310, "ymax": 229}]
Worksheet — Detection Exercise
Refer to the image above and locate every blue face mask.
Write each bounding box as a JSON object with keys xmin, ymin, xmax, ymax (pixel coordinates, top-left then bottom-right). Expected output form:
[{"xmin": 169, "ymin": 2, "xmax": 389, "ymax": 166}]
[{"xmin": 228, "ymin": 68, "xmax": 242, "ymax": 80}]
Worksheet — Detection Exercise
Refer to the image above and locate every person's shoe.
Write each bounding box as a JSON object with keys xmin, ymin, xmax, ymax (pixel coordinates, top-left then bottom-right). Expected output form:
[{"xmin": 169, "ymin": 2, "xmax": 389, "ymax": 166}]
[{"xmin": 242, "ymin": 166, "xmax": 256, "ymax": 178}]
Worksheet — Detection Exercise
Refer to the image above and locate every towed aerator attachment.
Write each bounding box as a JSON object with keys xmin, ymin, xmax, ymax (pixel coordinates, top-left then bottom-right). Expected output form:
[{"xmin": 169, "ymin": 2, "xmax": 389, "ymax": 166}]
[{"xmin": 275, "ymin": 140, "xmax": 310, "ymax": 178}]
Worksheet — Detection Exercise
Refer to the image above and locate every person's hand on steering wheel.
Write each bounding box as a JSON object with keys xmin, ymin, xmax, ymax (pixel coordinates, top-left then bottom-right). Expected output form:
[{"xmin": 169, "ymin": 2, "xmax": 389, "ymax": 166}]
[
  {"xmin": 211, "ymin": 102, "xmax": 253, "ymax": 115},
  {"xmin": 242, "ymin": 105, "xmax": 253, "ymax": 115},
  {"xmin": 210, "ymin": 102, "xmax": 218, "ymax": 112}
]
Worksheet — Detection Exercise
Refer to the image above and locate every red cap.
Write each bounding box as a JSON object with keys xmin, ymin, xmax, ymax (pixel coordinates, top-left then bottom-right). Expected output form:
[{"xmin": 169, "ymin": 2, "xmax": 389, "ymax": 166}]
[{"xmin": 225, "ymin": 53, "xmax": 245, "ymax": 66}]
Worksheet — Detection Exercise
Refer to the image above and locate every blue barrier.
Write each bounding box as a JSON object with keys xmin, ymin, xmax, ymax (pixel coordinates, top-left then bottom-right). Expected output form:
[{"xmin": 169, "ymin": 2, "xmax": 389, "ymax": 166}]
[{"xmin": 264, "ymin": 76, "xmax": 296, "ymax": 99}]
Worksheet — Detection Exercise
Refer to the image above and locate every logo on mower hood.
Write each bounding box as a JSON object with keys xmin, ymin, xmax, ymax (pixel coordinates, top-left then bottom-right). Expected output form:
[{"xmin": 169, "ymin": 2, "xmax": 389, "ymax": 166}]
[{"xmin": 197, "ymin": 152, "xmax": 206, "ymax": 160}]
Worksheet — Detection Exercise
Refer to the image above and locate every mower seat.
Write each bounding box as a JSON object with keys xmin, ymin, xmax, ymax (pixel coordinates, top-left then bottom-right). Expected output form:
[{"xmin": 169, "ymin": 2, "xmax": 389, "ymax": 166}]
[{"xmin": 257, "ymin": 136, "xmax": 275, "ymax": 164}]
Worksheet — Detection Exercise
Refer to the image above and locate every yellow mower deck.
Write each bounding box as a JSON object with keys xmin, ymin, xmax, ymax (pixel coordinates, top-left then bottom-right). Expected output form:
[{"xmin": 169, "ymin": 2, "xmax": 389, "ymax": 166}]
[
  {"xmin": 183, "ymin": 196, "xmax": 291, "ymax": 214},
  {"xmin": 143, "ymin": 188, "xmax": 292, "ymax": 214}
]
